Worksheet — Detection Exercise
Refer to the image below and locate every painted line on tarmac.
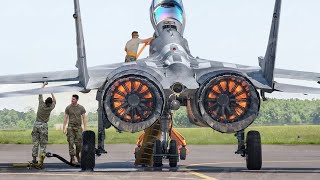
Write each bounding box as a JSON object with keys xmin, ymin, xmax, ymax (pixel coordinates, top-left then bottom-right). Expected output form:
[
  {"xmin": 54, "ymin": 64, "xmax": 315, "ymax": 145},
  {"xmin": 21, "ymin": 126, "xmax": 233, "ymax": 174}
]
[
  {"xmin": 186, "ymin": 160, "xmax": 320, "ymax": 167},
  {"xmin": 181, "ymin": 165, "xmax": 218, "ymax": 180},
  {"xmin": 187, "ymin": 170, "xmax": 218, "ymax": 180},
  {"xmin": 182, "ymin": 160, "xmax": 320, "ymax": 180}
]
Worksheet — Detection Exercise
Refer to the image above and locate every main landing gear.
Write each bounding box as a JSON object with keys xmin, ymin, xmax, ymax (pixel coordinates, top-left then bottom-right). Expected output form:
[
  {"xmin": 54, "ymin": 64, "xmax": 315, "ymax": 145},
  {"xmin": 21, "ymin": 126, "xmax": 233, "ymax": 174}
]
[
  {"xmin": 235, "ymin": 130, "xmax": 262, "ymax": 170},
  {"xmin": 134, "ymin": 112, "xmax": 188, "ymax": 168},
  {"xmin": 153, "ymin": 139, "xmax": 179, "ymax": 168}
]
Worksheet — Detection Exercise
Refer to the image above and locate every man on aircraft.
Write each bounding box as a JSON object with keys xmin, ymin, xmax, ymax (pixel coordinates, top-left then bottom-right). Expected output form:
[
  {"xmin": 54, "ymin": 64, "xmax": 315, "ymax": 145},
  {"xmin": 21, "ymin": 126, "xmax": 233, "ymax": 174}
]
[
  {"xmin": 31, "ymin": 83, "xmax": 56, "ymax": 165},
  {"xmin": 125, "ymin": 31, "xmax": 153, "ymax": 62}
]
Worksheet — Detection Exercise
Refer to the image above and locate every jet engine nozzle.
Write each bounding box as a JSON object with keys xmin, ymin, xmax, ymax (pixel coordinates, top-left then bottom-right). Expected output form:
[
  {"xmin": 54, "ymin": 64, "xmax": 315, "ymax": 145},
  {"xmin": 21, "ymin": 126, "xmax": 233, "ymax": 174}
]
[
  {"xmin": 197, "ymin": 75, "xmax": 260, "ymax": 133},
  {"xmin": 103, "ymin": 75, "xmax": 164, "ymax": 133}
]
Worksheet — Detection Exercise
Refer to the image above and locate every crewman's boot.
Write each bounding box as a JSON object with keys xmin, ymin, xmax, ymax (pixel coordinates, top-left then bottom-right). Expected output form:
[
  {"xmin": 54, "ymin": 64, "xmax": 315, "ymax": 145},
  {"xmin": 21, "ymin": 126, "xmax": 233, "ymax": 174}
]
[
  {"xmin": 38, "ymin": 153, "xmax": 46, "ymax": 169},
  {"xmin": 70, "ymin": 156, "xmax": 76, "ymax": 165},
  {"xmin": 32, "ymin": 156, "xmax": 38, "ymax": 164},
  {"xmin": 33, "ymin": 153, "xmax": 45, "ymax": 169},
  {"xmin": 76, "ymin": 153, "xmax": 81, "ymax": 164}
]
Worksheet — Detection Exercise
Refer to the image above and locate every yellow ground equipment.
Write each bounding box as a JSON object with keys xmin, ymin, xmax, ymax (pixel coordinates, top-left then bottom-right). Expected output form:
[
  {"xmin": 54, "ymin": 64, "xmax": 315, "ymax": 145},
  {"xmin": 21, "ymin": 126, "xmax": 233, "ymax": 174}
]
[{"xmin": 12, "ymin": 154, "xmax": 45, "ymax": 169}]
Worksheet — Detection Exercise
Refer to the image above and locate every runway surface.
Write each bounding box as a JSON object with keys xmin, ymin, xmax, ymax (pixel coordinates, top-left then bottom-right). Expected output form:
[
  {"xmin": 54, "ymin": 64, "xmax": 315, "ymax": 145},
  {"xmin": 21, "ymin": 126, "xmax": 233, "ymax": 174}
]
[{"xmin": 0, "ymin": 144, "xmax": 320, "ymax": 180}]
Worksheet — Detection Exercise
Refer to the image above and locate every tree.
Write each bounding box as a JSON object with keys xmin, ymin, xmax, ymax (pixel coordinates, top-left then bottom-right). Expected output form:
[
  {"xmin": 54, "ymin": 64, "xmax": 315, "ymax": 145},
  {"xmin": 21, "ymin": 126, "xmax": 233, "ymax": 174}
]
[
  {"xmin": 17, "ymin": 120, "xmax": 26, "ymax": 129},
  {"xmin": 24, "ymin": 108, "xmax": 36, "ymax": 129},
  {"xmin": 312, "ymin": 106, "xmax": 320, "ymax": 124},
  {"xmin": 291, "ymin": 114, "xmax": 302, "ymax": 125}
]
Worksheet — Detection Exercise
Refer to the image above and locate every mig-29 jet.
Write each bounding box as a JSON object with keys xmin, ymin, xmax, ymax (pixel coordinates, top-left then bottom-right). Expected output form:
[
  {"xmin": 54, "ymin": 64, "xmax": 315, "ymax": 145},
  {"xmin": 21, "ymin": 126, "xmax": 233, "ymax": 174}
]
[{"xmin": 1, "ymin": 0, "xmax": 320, "ymax": 171}]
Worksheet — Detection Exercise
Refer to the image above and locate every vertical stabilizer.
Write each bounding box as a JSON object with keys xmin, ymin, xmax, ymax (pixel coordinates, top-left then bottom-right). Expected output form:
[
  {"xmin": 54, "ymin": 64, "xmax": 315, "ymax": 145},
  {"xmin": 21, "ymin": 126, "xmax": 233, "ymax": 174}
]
[
  {"xmin": 74, "ymin": 0, "xmax": 90, "ymax": 89},
  {"xmin": 259, "ymin": 0, "xmax": 282, "ymax": 87}
]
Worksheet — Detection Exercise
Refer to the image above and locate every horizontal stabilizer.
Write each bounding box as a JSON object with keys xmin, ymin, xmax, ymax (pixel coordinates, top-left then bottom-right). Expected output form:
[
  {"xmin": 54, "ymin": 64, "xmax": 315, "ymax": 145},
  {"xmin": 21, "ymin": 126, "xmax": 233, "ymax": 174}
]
[
  {"xmin": 274, "ymin": 83, "xmax": 320, "ymax": 95},
  {"xmin": 0, "ymin": 83, "xmax": 84, "ymax": 98},
  {"xmin": 274, "ymin": 68, "xmax": 320, "ymax": 82}
]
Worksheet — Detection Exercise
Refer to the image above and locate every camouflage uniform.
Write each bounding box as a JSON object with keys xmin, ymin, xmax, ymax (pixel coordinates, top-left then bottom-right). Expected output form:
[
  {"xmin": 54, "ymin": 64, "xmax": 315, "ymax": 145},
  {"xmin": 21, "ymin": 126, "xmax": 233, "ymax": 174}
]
[
  {"xmin": 65, "ymin": 104, "xmax": 86, "ymax": 157},
  {"xmin": 32, "ymin": 94, "xmax": 55, "ymax": 158},
  {"xmin": 125, "ymin": 55, "xmax": 137, "ymax": 62},
  {"xmin": 32, "ymin": 121, "xmax": 49, "ymax": 157}
]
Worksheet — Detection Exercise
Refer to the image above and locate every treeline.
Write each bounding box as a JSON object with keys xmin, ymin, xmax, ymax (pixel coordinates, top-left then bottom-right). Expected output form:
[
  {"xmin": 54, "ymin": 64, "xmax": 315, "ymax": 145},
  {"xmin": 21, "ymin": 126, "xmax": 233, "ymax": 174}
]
[
  {"xmin": 0, "ymin": 108, "xmax": 98, "ymax": 130},
  {"xmin": 0, "ymin": 99, "xmax": 320, "ymax": 129}
]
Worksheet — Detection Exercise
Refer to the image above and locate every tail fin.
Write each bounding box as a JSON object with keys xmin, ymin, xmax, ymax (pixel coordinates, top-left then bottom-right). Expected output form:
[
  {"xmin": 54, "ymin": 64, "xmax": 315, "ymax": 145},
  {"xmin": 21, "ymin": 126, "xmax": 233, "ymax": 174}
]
[
  {"xmin": 74, "ymin": 0, "xmax": 90, "ymax": 89},
  {"xmin": 259, "ymin": 0, "xmax": 282, "ymax": 87}
]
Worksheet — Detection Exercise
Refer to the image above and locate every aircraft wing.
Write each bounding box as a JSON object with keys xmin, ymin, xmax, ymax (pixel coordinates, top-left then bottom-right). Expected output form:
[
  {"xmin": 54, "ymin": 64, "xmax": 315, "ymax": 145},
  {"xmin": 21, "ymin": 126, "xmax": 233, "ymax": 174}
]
[
  {"xmin": 0, "ymin": 83, "xmax": 84, "ymax": 98},
  {"xmin": 0, "ymin": 61, "xmax": 126, "ymax": 85},
  {"xmin": 0, "ymin": 60, "xmax": 149, "ymax": 98},
  {"xmin": 0, "ymin": 70, "xmax": 79, "ymax": 84},
  {"xmin": 194, "ymin": 58, "xmax": 320, "ymax": 95}
]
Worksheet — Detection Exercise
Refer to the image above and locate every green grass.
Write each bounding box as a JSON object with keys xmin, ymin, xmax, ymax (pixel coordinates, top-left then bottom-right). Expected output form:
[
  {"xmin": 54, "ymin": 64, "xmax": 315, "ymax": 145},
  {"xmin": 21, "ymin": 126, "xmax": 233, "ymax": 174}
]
[{"xmin": 0, "ymin": 125, "xmax": 320, "ymax": 145}]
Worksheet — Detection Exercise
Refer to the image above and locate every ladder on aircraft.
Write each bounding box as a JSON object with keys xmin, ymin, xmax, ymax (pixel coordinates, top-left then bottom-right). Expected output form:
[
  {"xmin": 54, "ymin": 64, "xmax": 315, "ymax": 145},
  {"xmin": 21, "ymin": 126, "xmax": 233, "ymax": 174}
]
[{"xmin": 135, "ymin": 120, "xmax": 161, "ymax": 167}]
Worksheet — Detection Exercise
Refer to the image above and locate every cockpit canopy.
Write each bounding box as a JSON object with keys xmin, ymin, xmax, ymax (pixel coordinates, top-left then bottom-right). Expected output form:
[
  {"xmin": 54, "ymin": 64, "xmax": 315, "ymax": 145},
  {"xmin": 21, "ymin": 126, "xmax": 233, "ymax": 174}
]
[{"xmin": 152, "ymin": 0, "xmax": 184, "ymax": 25}]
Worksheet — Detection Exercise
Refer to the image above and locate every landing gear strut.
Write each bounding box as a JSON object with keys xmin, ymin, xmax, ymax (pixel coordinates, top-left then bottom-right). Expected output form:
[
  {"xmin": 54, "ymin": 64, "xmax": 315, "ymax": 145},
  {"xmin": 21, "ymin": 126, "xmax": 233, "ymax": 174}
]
[
  {"xmin": 235, "ymin": 130, "xmax": 262, "ymax": 170},
  {"xmin": 153, "ymin": 139, "xmax": 179, "ymax": 168},
  {"xmin": 152, "ymin": 112, "xmax": 179, "ymax": 168},
  {"xmin": 97, "ymin": 101, "xmax": 111, "ymax": 155}
]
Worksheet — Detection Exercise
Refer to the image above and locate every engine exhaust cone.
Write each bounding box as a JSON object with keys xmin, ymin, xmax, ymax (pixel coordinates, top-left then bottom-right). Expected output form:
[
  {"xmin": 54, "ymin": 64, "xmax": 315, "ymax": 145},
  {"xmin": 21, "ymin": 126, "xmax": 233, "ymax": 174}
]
[
  {"xmin": 103, "ymin": 76, "xmax": 164, "ymax": 133},
  {"xmin": 198, "ymin": 75, "xmax": 260, "ymax": 133}
]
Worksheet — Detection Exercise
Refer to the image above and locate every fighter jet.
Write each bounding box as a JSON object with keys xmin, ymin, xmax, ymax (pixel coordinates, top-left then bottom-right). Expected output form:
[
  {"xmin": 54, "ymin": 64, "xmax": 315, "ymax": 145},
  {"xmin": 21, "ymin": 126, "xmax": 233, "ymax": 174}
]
[{"xmin": 1, "ymin": 0, "xmax": 320, "ymax": 170}]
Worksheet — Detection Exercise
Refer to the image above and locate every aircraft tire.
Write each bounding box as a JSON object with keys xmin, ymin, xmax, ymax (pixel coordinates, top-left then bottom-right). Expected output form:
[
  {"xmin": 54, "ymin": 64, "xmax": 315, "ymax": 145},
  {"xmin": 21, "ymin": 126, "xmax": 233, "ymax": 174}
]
[
  {"xmin": 153, "ymin": 140, "xmax": 163, "ymax": 167},
  {"xmin": 169, "ymin": 140, "xmax": 178, "ymax": 168},
  {"xmin": 81, "ymin": 131, "xmax": 96, "ymax": 171},
  {"xmin": 246, "ymin": 130, "xmax": 262, "ymax": 170}
]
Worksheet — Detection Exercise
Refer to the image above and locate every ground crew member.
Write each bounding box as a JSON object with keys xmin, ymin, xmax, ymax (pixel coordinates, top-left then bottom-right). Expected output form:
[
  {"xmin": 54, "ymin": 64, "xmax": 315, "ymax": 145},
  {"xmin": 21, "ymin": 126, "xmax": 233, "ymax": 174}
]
[
  {"xmin": 32, "ymin": 83, "xmax": 56, "ymax": 165},
  {"xmin": 63, "ymin": 94, "xmax": 87, "ymax": 164},
  {"xmin": 125, "ymin": 31, "xmax": 153, "ymax": 62}
]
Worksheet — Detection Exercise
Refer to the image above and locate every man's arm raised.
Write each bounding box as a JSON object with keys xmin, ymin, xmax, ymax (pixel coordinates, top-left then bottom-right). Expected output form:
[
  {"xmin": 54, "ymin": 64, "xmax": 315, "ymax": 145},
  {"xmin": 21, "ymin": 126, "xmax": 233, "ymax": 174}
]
[
  {"xmin": 51, "ymin": 93, "xmax": 56, "ymax": 104},
  {"xmin": 141, "ymin": 37, "xmax": 153, "ymax": 44}
]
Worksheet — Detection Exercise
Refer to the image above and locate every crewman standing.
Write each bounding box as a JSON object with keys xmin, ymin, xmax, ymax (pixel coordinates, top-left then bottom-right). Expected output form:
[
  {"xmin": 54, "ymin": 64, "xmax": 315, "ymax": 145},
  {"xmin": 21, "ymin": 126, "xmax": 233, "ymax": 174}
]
[
  {"xmin": 32, "ymin": 82, "xmax": 56, "ymax": 166},
  {"xmin": 63, "ymin": 94, "xmax": 87, "ymax": 164},
  {"xmin": 124, "ymin": 31, "xmax": 153, "ymax": 62}
]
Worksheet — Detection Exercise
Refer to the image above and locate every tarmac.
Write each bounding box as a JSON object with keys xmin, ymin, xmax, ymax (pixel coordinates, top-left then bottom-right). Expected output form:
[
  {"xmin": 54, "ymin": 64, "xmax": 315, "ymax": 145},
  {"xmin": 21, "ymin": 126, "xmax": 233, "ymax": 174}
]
[{"xmin": 0, "ymin": 144, "xmax": 320, "ymax": 180}]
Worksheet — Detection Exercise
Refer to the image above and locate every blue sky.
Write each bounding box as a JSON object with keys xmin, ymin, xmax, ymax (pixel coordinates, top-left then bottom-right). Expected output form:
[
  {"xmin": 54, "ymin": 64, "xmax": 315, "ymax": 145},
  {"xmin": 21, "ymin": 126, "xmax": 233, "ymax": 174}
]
[{"xmin": 0, "ymin": 0, "xmax": 319, "ymax": 111}]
